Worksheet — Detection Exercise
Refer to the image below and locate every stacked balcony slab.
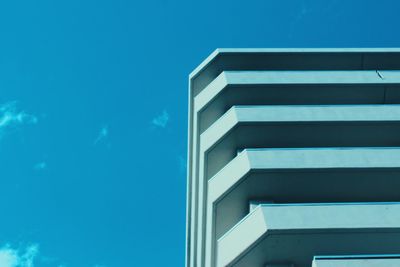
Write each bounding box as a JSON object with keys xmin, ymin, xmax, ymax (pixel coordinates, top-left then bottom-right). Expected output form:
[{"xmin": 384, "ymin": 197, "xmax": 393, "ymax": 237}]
[{"xmin": 187, "ymin": 49, "xmax": 400, "ymax": 267}]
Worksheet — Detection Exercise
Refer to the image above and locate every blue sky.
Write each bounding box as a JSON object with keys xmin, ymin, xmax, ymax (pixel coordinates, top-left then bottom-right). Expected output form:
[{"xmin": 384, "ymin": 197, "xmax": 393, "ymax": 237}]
[{"xmin": 0, "ymin": 0, "xmax": 399, "ymax": 266}]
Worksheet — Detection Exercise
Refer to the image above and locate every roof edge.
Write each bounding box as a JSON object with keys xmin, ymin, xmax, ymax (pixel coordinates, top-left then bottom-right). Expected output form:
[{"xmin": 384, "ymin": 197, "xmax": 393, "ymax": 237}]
[{"xmin": 189, "ymin": 47, "xmax": 400, "ymax": 81}]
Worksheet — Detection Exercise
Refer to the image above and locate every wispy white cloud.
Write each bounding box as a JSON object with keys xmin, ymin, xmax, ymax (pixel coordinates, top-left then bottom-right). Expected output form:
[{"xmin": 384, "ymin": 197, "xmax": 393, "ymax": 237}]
[
  {"xmin": 0, "ymin": 101, "xmax": 37, "ymax": 138},
  {"xmin": 0, "ymin": 247, "xmax": 18, "ymax": 267},
  {"xmin": 94, "ymin": 125, "xmax": 109, "ymax": 145},
  {"xmin": 0, "ymin": 244, "xmax": 39, "ymax": 267},
  {"xmin": 20, "ymin": 245, "xmax": 38, "ymax": 267},
  {"xmin": 151, "ymin": 110, "xmax": 169, "ymax": 128},
  {"xmin": 34, "ymin": 162, "xmax": 47, "ymax": 171}
]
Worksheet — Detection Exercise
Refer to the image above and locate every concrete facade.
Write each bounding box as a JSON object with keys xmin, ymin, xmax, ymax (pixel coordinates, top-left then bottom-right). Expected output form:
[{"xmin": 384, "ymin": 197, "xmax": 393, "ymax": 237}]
[{"xmin": 187, "ymin": 49, "xmax": 400, "ymax": 267}]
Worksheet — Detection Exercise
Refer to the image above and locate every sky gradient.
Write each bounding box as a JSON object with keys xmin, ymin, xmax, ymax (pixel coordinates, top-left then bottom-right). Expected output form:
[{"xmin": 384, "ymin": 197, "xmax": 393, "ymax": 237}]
[{"xmin": 0, "ymin": 0, "xmax": 400, "ymax": 266}]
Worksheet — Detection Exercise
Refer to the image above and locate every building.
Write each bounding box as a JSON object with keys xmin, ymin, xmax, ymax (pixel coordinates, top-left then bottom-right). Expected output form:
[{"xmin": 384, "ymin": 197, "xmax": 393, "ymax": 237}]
[{"xmin": 186, "ymin": 49, "xmax": 400, "ymax": 267}]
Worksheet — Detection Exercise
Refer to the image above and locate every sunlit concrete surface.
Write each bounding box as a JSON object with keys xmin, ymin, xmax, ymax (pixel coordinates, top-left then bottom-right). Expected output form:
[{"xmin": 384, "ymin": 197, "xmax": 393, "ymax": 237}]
[{"xmin": 312, "ymin": 256, "xmax": 400, "ymax": 267}]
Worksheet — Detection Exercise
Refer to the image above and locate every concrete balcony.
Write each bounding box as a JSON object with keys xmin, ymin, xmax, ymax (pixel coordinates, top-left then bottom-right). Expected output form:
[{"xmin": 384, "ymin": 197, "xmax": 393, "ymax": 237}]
[
  {"xmin": 312, "ymin": 255, "xmax": 400, "ymax": 267},
  {"xmin": 217, "ymin": 203, "xmax": 400, "ymax": 267}
]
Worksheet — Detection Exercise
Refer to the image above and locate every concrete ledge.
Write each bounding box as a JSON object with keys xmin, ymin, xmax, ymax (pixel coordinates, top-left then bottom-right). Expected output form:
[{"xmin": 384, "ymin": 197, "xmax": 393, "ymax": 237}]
[
  {"xmin": 201, "ymin": 105, "xmax": 400, "ymax": 178},
  {"xmin": 313, "ymin": 256, "xmax": 400, "ymax": 267},
  {"xmin": 196, "ymin": 70, "xmax": 400, "ymax": 109},
  {"xmin": 217, "ymin": 203, "xmax": 400, "ymax": 267},
  {"xmin": 190, "ymin": 49, "xmax": 400, "ymax": 97}
]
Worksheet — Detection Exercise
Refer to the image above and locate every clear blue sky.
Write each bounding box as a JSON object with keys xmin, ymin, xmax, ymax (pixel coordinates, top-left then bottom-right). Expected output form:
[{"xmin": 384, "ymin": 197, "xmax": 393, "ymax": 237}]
[{"xmin": 0, "ymin": 0, "xmax": 399, "ymax": 266}]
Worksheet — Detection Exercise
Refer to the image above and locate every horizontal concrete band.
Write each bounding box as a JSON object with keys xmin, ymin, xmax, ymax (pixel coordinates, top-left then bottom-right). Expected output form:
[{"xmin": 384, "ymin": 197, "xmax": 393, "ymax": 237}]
[
  {"xmin": 195, "ymin": 70, "xmax": 400, "ymax": 111},
  {"xmin": 209, "ymin": 148, "xmax": 400, "ymax": 201},
  {"xmin": 313, "ymin": 257, "xmax": 400, "ymax": 267},
  {"xmin": 201, "ymin": 105, "xmax": 400, "ymax": 150},
  {"xmin": 190, "ymin": 49, "xmax": 400, "ymax": 96},
  {"xmin": 217, "ymin": 203, "xmax": 400, "ymax": 267}
]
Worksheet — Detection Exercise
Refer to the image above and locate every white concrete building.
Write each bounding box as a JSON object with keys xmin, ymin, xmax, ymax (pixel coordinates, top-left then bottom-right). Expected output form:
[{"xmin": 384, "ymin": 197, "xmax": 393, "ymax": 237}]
[{"xmin": 187, "ymin": 49, "xmax": 400, "ymax": 267}]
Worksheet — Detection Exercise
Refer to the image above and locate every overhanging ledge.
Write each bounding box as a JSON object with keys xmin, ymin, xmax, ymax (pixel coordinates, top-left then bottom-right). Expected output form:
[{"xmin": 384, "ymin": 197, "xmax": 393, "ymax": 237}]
[
  {"xmin": 189, "ymin": 48, "xmax": 400, "ymax": 97},
  {"xmin": 217, "ymin": 203, "xmax": 400, "ymax": 267},
  {"xmin": 312, "ymin": 255, "xmax": 400, "ymax": 267}
]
